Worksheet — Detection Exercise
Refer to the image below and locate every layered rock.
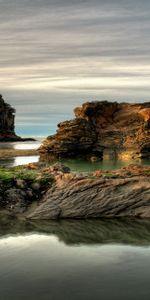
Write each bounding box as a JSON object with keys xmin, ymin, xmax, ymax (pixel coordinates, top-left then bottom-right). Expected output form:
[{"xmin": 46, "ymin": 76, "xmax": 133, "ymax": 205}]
[
  {"xmin": 28, "ymin": 164, "xmax": 150, "ymax": 220},
  {"xmin": 39, "ymin": 101, "xmax": 150, "ymax": 160},
  {"xmin": 1, "ymin": 163, "xmax": 150, "ymax": 219}
]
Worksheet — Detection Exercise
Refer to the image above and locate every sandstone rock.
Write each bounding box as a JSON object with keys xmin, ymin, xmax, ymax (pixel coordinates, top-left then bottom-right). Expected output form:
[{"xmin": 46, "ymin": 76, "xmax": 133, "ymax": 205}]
[
  {"xmin": 39, "ymin": 117, "xmax": 102, "ymax": 159},
  {"xmin": 39, "ymin": 101, "xmax": 150, "ymax": 160},
  {"xmin": 28, "ymin": 171, "xmax": 150, "ymax": 220},
  {"xmin": 27, "ymin": 165, "xmax": 150, "ymax": 220}
]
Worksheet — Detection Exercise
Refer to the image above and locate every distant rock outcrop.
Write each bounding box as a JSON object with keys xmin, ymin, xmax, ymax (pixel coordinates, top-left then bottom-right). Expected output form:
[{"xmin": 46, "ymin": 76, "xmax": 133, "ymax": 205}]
[
  {"xmin": 0, "ymin": 95, "xmax": 35, "ymax": 141},
  {"xmin": 39, "ymin": 101, "xmax": 150, "ymax": 160},
  {"xmin": 0, "ymin": 94, "xmax": 17, "ymax": 140}
]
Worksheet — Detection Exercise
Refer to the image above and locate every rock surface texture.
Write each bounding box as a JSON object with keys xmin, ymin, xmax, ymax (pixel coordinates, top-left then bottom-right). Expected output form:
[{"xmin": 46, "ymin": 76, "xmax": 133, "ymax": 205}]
[
  {"xmin": 28, "ymin": 165, "xmax": 150, "ymax": 220},
  {"xmin": 39, "ymin": 101, "xmax": 150, "ymax": 160},
  {"xmin": 0, "ymin": 164, "xmax": 150, "ymax": 219}
]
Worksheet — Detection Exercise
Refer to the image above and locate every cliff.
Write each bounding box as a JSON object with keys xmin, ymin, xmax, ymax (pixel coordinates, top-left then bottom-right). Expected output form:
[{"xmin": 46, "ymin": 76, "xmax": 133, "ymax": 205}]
[{"xmin": 39, "ymin": 101, "xmax": 150, "ymax": 160}]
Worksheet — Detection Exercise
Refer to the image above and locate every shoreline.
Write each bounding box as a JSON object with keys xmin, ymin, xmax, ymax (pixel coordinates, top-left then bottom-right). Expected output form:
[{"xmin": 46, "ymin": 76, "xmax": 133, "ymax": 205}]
[{"xmin": 0, "ymin": 149, "xmax": 38, "ymax": 158}]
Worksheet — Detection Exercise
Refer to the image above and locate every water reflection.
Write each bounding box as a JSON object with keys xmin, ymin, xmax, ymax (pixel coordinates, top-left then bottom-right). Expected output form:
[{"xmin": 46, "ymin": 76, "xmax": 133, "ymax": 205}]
[
  {"xmin": 0, "ymin": 155, "xmax": 39, "ymax": 167},
  {"xmin": 42, "ymin": 157, "xmax": 150, "ymax": 172},
  {"xmin": 0, "ymin": 140, "xmax": 149, "ymax": 169},
  {"xmin": 1, "ymin": 217, "xmax": 150, "ymax": 246},
  {"xmin": 0, "ymin": 218, "xmax": 150, "ymax": 300},
  {"xmin": 0, "ymin": 140, "xmax": 41, "ymax": 150}
]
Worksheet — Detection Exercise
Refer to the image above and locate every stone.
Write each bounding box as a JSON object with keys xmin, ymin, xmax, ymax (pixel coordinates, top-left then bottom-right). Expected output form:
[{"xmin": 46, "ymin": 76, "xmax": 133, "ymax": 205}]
[
  {"xmin": 31, "ymin": 182, "xmax": 41, "ymax": 190},
  {"xmin": 39, "ymin": 101, "xmax": 150, "ymax": 160},
  {"xmin": 28, "ymin": 165, "xmax": 150, "ymax": 220},
  {"xmin": 0, "ymin": 164, "xmax": 150, "ymax": 219},
  {"xmin": 16, "ymin": 179, "xmax": 25, "ymax": 188},
  {"xmin": 4, "ymin": 188, "xmax": 27, "ymax": 213}
]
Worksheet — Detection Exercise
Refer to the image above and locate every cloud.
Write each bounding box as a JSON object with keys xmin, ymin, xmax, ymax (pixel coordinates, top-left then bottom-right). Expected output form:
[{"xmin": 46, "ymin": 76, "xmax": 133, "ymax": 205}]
[{"xmin": 0, "ymin": 0, "xmax": 150, "ymax": 135}]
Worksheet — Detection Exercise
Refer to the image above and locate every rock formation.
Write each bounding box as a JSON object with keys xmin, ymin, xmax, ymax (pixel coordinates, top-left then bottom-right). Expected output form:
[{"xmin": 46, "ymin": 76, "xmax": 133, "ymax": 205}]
[
  {"xmin": 39, "ymin": 101, "xmax": 150, "ymax": 160},
  {"xmin": 0, "ymin": 94, "xmax": 17, "ymax": 140},
  {"xmin": 28, "ymin": 165, "xmax": 150, "ymax": 220},
  {"xmin": 1, "ymin": 163, "xmax": 150, "ymax": 220},
  {"xmin": 0, "ymin": 94, "xmax": 35, "ymax": 141}
]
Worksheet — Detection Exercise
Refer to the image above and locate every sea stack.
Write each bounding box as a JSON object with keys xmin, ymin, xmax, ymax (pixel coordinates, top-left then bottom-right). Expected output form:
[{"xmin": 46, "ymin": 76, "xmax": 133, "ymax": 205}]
[
  {"xmin": 0, "ymin": 94, "xmax": 35, "ymax": 142},
  {"xmin": 39, "ymin": 101, "xmax": 150, "ymax": 160},
  {"xmin": 0, "ymin": 94, "xmax": 18, "ymax": 141}
]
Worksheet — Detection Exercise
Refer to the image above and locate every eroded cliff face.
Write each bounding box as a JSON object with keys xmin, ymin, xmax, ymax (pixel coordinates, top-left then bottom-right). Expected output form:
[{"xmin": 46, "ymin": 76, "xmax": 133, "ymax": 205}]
[{"xmin": 39, "ymin": 101, "xmax": 150, "ymax": 160}]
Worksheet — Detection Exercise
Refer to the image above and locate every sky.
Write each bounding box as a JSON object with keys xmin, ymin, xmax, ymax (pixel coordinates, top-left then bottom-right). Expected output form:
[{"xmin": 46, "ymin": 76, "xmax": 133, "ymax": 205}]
[{"xmin": 0, "ymin": 0, "xmax": 150, "ymax": 136}]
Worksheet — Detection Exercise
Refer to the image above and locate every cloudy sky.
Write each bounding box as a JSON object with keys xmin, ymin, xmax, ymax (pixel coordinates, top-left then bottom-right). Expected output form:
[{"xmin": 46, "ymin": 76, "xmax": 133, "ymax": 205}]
[{"xmin": 0, "ymin": 0, "xmax": 150, "ymax": 136}]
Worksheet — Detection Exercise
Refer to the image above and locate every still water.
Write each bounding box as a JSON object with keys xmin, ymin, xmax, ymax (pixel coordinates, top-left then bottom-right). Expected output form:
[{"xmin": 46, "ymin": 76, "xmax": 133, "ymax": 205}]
[
  {"xmin": 1, "ymin": 155, "xmax": 149, "ymax": 170},
  {"xmin": 0, "ymin": 218, "xmax": 150, "ymax": 300},
  {"xmin": 0, "ymin": 141, "xmax": 149, "ymax": 170},
  {"xmin": 0, "ymin": 140, "xmax": 41, "ymax": 150}
]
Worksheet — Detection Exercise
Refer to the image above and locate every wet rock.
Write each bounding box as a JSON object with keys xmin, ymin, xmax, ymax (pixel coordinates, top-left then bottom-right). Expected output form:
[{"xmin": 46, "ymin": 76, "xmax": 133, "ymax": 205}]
[
  {"xmin": 49, "ymin": 163, "xmax": 70, "ymax": 173},
  {"xmin": 4, "ymin": 188, "xmax": 27, "ymax": 213},
  {"xmin": 31, "ymin": 182, "xmax": 40, "ymax": 190},
  {"xmin": 16, "ymin": 179, "xmax": 25, "ymax": 189}
]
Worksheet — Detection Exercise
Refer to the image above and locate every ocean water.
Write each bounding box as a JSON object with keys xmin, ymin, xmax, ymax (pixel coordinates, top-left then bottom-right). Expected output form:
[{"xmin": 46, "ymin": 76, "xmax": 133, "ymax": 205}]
[{"xmin": 0, "ymin": 218, "xmax": 150, "ymax": 300}]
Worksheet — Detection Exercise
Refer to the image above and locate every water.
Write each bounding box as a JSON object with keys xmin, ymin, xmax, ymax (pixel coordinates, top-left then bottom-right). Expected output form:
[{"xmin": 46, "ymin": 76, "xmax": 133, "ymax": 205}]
[
  {"xmin": 0, "ymin": 140, "xmax": 41, "ymax": 150},
  {"xmin": 0, "ymin": 140, "xmax": 149, "ymax": 170},
  {"xmin": 0, "ymin": 140, "xmax": 41, "ymax": 167},
  {"xmin": 0, "ymin": 218, "xmax": 150, "ymax": 300},
  {"xmin": 61, "ymin": 158, "xmax": 150, "ymax": 172}
]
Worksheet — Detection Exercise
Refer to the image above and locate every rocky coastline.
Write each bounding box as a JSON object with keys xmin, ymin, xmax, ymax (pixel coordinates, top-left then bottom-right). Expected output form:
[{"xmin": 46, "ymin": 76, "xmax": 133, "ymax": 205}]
[
  {"xmin": 0, "ymin": 98, "xmax": 149, "ymax": 220},
  {"xmin": 0, "ymin": 163, "xmax": 149, "ymax": 220},
  {"xmin": 39, "ymin": 101, "xmax": 150, "ymax": 161}
]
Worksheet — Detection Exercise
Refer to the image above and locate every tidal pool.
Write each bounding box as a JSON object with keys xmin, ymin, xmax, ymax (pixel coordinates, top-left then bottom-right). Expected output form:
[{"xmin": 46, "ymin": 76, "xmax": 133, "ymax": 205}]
[
  {"xmin": 0, "ymin": 218, "xmax": 150, "ymax": 300},
  {"xmin": 0, "ymin": 140, "xmax": 149, "ymax": 170}
]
